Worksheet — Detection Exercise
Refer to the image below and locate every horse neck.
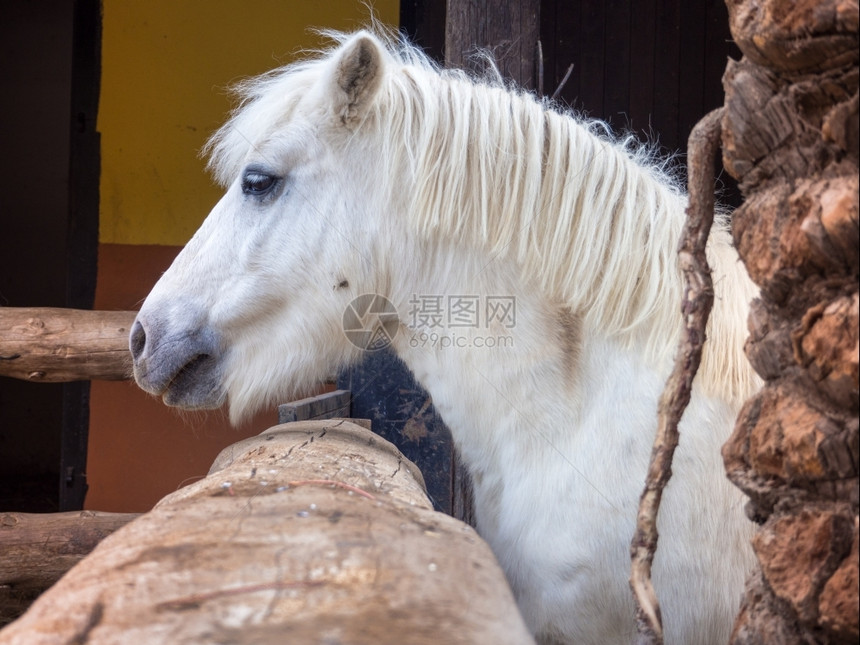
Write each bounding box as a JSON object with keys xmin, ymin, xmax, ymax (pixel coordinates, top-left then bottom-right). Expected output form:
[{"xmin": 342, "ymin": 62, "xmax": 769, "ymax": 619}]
[
  {"xmin": 378, "ymin": 70, "xmax": 758, "ymax": 409},
  {"xmin": 385, "ymin": 222, "xmax": 758, "ymax": 474},
  {"xmin": 386, "ymin": 240, "xmax": 582, "ymax": 461},
  {"xmin": 384, "ymin": 75, "xmax": 682, "ymax": 346}
]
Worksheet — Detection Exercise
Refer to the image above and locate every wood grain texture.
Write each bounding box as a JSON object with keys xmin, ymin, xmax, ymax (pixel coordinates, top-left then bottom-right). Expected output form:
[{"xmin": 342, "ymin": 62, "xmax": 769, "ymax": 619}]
[
  {"xmin": 0, "ymin": 511, "xmax": 139, "ymax": 591},
  {"xmin": 0, "ymin": 308, "xmax": 134, "ymax": 382},
  {"xmin": 445, "ymin": 0, "xmax": 540, "ymax": 89}
]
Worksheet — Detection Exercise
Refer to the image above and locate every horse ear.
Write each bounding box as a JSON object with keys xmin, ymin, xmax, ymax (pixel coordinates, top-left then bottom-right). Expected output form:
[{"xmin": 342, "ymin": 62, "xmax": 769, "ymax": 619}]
[{"xmin": 331, "ymin": 34, "xmax": 384, "ymax": 125}]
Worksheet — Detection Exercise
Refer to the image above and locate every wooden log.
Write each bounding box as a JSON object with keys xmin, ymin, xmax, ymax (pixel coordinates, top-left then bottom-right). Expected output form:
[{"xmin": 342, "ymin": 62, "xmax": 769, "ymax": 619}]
[
  {"xmin": 0, "ymin": 511, "xmax": 140, "ymax": 591},
  {"xmin": 0, "ymin": 420, "xmax": 534, "ymax": 645},
  {"xmin": 0, "ymin": 511, "xmax": 140, "ymax": 627},
  {"xmin": 0, "ymin": 308, "xmax": 135, "ymax": 382}
]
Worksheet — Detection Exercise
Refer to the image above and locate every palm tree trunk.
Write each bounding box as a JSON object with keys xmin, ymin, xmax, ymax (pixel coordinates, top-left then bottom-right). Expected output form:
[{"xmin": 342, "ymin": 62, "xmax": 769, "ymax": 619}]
[{"xmin": 720, "ymin": 0, "xmax": 859, "ymax": 642}]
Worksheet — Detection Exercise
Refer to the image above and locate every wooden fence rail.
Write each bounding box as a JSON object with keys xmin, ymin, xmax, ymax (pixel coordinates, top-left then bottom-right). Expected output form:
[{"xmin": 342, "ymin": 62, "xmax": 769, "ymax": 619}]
[
  {"xmin": 0, "ymin": 421, "xmax": 534, "ymax": 644},
  {"xmin": 0, "ymin": 510, "xmax": 140, "ymax": 623},
  {"xmin": 0, "ymin": 308, "xmax": 135, "ymax": 382}
]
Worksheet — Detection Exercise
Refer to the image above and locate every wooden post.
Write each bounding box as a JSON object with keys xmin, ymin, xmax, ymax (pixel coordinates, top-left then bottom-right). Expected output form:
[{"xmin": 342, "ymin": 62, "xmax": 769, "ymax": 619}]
[
  {"xmin": 445, "ymin": 0, "xmax": 540, "ymax": 90},
  {"xmin": 0, "ymin": 308, "xmax": 135, "ymax": 382},
  {"xmin": 0, "ymin": 421, "xmax": 535, "ymax": 644}
]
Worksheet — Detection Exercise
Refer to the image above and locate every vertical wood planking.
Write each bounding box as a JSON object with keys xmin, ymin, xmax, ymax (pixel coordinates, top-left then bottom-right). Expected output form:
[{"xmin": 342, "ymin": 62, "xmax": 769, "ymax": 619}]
[
  {"xmin": 603, "ymin": 0, "xmax": 632, "ymax": 132},
  {"xmin": 400, "ymin": 0, "xmax": 447, "ymax": 63},
  {"xmin": 653, "ymin": 0, "xmax": 682, "ymax": 151},
  {"xmin": 537, "ymin": 0, "xmax": 556, "ymax": 96},
  {"xmin": 628, "ymin": 0, "xmax": 657, "ymax": 140},
  {"xmin": 542, "ymin": 0, "xmax": 581, "ymax": 104},
  {"xmin": 446, "ymin": 0, "xmax": 540, "ymax": 89},
  {"xmin": 577, "ymin": 0, "xmax": 605, "ymax": 117},
  {"xmin": 678, "ymin": 0, "xmax": 707, "ymax": 151}
]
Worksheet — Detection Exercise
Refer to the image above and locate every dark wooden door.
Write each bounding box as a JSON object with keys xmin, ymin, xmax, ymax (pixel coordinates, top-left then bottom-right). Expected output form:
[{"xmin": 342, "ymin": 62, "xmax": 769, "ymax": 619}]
[{"xmin": 0, "ymin": 0, "xmax": 100, "ymax": 512}]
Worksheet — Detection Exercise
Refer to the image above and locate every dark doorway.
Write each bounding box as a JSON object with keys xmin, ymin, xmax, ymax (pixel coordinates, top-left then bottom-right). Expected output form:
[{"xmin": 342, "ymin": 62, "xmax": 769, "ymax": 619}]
[{"xmin": 0, "ymin": 0, "xmax": 100, "ymax": 512}]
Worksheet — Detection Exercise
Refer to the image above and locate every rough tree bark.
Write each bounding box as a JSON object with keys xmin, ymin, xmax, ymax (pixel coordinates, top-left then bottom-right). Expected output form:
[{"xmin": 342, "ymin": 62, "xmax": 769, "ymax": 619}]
[
  {"xmin": 720, "ymin": 0, "xmax": 859, "ymax": 642},
  {"xmin": 0, "ymin": 420, "xmax": 534, "ymax": 645}
]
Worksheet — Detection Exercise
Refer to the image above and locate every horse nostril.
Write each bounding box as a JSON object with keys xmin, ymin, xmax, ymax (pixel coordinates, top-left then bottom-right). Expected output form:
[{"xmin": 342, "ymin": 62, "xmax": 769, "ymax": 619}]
[{"xmin": 130, "ymin": 320, "xmax": 147, "ymax": 360}]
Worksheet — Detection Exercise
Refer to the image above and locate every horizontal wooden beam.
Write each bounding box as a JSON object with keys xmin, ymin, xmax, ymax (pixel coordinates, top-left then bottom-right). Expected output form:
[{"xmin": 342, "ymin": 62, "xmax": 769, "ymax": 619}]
[
  {"xmin": 0, "ymin": 307, "xmax": 135, "ymax": 382},
  {"xmin": 2, "ymin": 422, "xmax": 532, "ymax": 642},
  {"xmin": 277, "ymin": 389, "xmax": 352, "ymax": 424},
  {"xmin": 0, "ymin": 510, "xmax": 140, "ymax": 591}
]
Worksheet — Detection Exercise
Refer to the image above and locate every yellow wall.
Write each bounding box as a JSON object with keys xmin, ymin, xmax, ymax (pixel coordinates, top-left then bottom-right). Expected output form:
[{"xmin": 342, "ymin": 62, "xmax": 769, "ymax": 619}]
[{"xmin": 99, "ymin": 0, "xmax": 399, "ymax": 246}]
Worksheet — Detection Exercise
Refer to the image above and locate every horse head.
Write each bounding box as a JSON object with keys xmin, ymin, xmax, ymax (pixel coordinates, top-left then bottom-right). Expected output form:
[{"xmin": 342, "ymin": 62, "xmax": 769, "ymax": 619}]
[{"xmin": 131, "ymin": 33, "xmax": 395, "ymax": 422}]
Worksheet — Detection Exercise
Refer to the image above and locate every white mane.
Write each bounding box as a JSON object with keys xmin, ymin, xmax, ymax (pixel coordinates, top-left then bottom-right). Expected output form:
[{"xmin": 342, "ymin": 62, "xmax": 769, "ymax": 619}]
[{"xmin": 204, "ymin": 30, "xmax": 758, "ymax": 406}]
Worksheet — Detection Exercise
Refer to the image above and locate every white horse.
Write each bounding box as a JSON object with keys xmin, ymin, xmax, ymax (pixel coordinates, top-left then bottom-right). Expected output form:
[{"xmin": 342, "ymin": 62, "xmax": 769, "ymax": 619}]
[{"xmin": 131, "ymin": 30, "xmax": 760, "ymax": 644}]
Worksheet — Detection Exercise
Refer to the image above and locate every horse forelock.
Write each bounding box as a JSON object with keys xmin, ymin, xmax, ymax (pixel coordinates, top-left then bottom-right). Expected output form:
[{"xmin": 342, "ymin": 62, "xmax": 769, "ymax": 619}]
[
  {"xmin": 202, "ymin": 28, "xmax": 759, "ymax": 406},
  {"xmin": 201, "ymin": 62, "xmax": 319, "ymax": 187}
]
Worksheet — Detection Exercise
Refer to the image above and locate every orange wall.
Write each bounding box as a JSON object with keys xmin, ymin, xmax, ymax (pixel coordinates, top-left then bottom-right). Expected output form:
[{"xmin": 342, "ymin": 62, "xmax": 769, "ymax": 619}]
[
  {"xmin": 89, "ymin": 244, "xmax": 280, "ymax": 511},
  {"xmin": 87, "ymin": 1, "xmax": 399, "ymax": 512}
]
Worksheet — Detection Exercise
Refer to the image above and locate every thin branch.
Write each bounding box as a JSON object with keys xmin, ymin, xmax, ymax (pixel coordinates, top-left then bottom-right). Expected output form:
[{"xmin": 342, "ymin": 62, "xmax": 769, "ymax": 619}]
[
  {"xmin": 629, "ymin": 107, "xmax": 724, "ymax": 644},
  {"xmin": 535, "ymin": 39, "xmax": 544, "ymax": 96},
  {"xmin": 551, "ymin": 63, "xmax": 574, "ymax": 101}
]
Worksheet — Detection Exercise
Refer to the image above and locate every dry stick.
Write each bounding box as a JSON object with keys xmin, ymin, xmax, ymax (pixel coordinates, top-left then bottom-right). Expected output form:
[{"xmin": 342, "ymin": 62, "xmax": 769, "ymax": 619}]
[
  {"xmin": 629, "ymin": 107, "xmax": 724, "ymax": 645},
  {"xmin": 551, "ymin": 64, "xmax": 574, "ymax": 101}
]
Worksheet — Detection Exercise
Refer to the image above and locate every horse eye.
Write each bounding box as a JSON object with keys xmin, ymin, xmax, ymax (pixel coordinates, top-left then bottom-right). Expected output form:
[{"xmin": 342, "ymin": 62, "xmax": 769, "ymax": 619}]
[{"xmin": 241, "ymin": 170, "xmax": 278, "ymax": 197}]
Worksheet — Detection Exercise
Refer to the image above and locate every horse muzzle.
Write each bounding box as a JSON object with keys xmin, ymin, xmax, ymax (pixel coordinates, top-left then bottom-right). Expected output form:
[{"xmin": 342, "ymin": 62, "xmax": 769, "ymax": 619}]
[{"xmin": 130, "ymin": 314, "xmax": 226, "ymax": 410}]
